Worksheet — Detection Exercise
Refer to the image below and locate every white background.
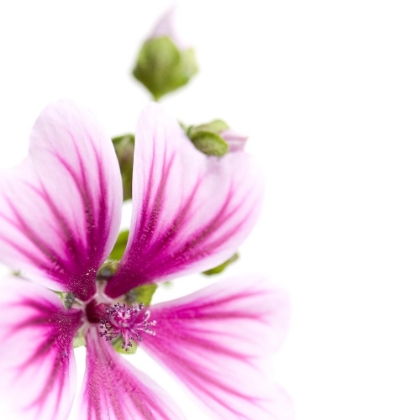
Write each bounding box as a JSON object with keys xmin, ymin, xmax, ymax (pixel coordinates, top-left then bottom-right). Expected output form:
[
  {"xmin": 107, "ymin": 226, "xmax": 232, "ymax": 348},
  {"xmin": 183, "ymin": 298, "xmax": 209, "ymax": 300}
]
[{"xmin": 1, "ymin": 1, "xmax": 420, "ymax": 419}]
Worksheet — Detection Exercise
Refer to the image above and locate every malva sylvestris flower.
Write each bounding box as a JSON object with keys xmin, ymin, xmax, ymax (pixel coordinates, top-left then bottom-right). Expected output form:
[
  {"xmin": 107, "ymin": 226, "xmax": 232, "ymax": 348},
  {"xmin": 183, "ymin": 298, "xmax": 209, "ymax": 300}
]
[{"xmin": 0, "ymin": 101, "xmax": 293, "ymax": 419}]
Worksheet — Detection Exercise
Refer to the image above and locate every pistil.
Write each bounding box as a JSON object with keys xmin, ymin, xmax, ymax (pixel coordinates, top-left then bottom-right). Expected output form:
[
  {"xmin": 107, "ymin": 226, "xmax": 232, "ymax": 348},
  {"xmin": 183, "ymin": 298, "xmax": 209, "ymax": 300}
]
[{"xmin": 99, "ymin": 303, "xmax": 156, "ymax": 351}]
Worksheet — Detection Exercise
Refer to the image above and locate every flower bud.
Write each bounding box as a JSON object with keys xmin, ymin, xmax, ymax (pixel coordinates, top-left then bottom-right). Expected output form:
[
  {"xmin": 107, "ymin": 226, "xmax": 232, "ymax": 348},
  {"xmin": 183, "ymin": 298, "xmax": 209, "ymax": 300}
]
[
  {"xmin": 185, "ymin": 119, "xmax": 248, "ymax": 156},
  {"xmin": 132, "ymin": 7, "xmax": 198, "ymax": 101}
]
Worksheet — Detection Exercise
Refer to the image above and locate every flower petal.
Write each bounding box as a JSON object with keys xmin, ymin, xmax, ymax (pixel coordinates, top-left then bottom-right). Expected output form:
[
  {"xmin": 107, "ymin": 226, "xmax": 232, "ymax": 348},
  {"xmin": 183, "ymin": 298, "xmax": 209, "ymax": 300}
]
[
  {"xmin": 220, "ymin": 128, "xmax": 248, "ymax": 152},
  {"xmin": 0, "ymin": 278, "xmax": 83, "ymax": 420},
  {"xmin": 149, "ymin": 6, "xmax": 187, "ymax": 50},
  {"xmin": 105, "ymin": 104, "xmax": 263, "ymax": 298},
  {"xmin": 80, "ymin": 327, "xmax": 185, "ymax": 420},
  {"xmin": 141, "ymin": 274, "xmax": 294, "ymax": 420},
  {"xmin": 0, "ymin": 101, "xmax": 122, "ymax": 300}
]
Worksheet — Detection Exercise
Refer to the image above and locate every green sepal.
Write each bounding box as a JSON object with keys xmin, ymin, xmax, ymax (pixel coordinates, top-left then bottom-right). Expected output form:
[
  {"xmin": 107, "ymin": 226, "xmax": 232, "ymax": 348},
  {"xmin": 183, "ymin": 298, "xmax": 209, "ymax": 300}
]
[
  {"xmin": 202, "ymin": 253, "xmax": 239, "ymax": 275},
  {"xmin": 186, "ymin": 119, "xmax": 230, "ymax": 156},
  {"xmin": 112, "ymin": 337, "xmax": 138, "ymax": 354},
  {"xmin": 132, "ymin": 36, "xmax": 198, "ymax": 101},
  {"xmin": 187, "ymin": 119, "xmax": 230, "ymax": 137},
  {"xmin": 55, "ymin": 291, "xmax": 75, "ymax": 309},
  {"xmin": 190, "ymin": 131, "xmax": 228, "ymax": 156},
  {"xmin": 108, "ymin": 230, "xmax": 130, "ymax": 261},
  {"xmin": 112, "ymin": 134, "xmax": 135, "ymax": 201},
  {"xmin": 125, "ymin": 284, "xmax": 158, "ymax": 306},
  {"xmin": 73, "ymin": 332, "xmax": 86, "ymax": 348},
  {"xmin": 97, "ymin": 260, "xmax": 120, "ymax": 281},
  {"xmin": 179, "ymin": 120, "xmax": 189, "ymax": 133}
]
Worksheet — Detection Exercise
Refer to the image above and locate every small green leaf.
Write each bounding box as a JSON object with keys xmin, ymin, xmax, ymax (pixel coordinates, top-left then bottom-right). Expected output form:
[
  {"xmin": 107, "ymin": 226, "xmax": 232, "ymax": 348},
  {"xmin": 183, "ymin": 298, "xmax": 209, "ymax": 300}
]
[
  {"xmin": 109, "ymin": 230, "xmax": 130, "ymax": 261},
  {"xmin": 112, "ymin": 337, "xmax": 138, "ymax": 354},
  {"xmin": 188, "ymin": 119, "xmax": 230, "ymax": 137},
  {"xmin": 202, "ymin": 253, "xmax": 239, "ymax": 275},
  {"xmin": 190, "ymin": 131, "xmax": 228, "ymax": 156},
  {"xmin": 125, "ymin": 284, "xmax": 158, "ymax": 306}
]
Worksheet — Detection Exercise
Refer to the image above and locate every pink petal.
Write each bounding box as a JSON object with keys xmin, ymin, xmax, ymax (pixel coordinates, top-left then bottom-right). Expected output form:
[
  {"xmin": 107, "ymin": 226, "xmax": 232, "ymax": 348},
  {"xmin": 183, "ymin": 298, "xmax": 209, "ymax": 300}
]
[
  {"xmin": 0, "ymin": 101, "xmax": 122, "ymax": 301},
  {"xmin": 105, "ymin": 104, "xmax": 263, "ymax": 298},
  {"xmin": 0, "ymin": 278, "xmax": 83, "ymax": 420},
  {"xmin": 79, "ymin": 327, "xmax": 185, "ymax": 420},
  {"xmin": 141, "ymin": 274, "xmax": 294, "ymax": 420},
  {"xmin": 149, "ymin": 6, "xmax": 188, "ymax": 50},
  {"xmin": 220, "ymin": 128, "xmax": 248, "ymax": 152}
]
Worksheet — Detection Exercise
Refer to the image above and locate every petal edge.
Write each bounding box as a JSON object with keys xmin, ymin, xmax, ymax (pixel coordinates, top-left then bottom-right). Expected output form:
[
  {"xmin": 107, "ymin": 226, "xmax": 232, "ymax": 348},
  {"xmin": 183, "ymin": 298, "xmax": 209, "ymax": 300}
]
[{"xmin": 106, "ymin": 104, "xmax": 263, "ymax": 298}]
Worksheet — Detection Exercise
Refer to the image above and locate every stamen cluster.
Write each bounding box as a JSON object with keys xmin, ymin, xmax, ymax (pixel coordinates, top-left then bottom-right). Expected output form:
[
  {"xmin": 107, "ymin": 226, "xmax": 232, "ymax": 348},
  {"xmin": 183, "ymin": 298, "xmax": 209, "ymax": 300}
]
[{"xmin": 99, "ymin": 303, "xmax": 156, "ymax": 351}]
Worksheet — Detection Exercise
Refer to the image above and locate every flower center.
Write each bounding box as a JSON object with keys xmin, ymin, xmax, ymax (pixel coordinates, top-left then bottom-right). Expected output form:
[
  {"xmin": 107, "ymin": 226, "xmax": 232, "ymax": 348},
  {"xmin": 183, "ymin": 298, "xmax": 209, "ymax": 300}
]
[{"xmin": 99, "ymin": 303, "xmax": 156, "ymax": 351}]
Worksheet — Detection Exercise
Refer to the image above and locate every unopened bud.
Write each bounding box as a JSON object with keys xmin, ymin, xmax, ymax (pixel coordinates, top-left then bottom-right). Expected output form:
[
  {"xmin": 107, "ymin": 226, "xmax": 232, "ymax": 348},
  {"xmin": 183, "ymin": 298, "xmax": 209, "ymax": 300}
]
[
  {"xmin": 185, "ymin": 119, "xmax": 248, "ymax": 156},
  {"xmin": 132, "ymin": 7, "xmax": 198, "ymax": 101}
]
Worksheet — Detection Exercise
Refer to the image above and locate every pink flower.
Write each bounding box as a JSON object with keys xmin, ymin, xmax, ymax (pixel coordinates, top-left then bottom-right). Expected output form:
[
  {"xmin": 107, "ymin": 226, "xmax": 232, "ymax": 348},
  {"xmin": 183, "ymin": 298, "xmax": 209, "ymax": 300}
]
[{"xmin": 0, "ymin": 101, "xmax": 292, "ymax": 419}]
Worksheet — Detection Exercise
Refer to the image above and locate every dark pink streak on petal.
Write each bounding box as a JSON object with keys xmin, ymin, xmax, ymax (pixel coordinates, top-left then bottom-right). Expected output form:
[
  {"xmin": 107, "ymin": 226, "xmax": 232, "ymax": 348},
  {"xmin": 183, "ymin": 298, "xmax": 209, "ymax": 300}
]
[
  {"xmin": 142, "ymin": 175, "xmax": 201, "ymax": 262},
  {"xmin": 28, "ymin": 181, "xmax": 81, "ymax": 259},
  {"xmin": 135, "ymin": 140, "xmax": 174, "ymax": 251},
  {"xmin": 80, "ymin": 327, "xmax": 185, "ymax": 420},
  {"xmin": 16, "ymin": 302, "xmax": 82, "ymax": 414},
  {"xmin": 107, "ymin": 180, "xmax": 256, "ymax": 297},
  {"xmin": 105, "ymin": 104, "xmax": 263, "ymax": 298},
  {"xmin": 0, "ymin": 101, "xmax": 122, "ymax": 300},
  {"xmin": 4, "ymin": 196, "xmax": 75, "ymax": 274},
  {"xmin": 46, "ymin": 147, "xmax": 113, "ymax": 298},
  {"xmin": 141, "ymin": 275, "xmax": 293, "ymax": 420},
  {"xmin": 0, "ymin": 279, "xmax": 83, "ymax": 420}
]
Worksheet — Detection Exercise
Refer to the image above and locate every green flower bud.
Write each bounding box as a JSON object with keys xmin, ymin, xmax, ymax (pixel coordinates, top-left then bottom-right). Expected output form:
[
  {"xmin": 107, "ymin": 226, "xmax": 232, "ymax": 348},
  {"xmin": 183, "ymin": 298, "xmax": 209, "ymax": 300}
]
[
  {"xmin": 185, "ymin": 119, "xmax": 248, "ymax": 156},
  {"xmin": 132, "ymin": 8, "xmax": 198, "ymax": 100}
]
